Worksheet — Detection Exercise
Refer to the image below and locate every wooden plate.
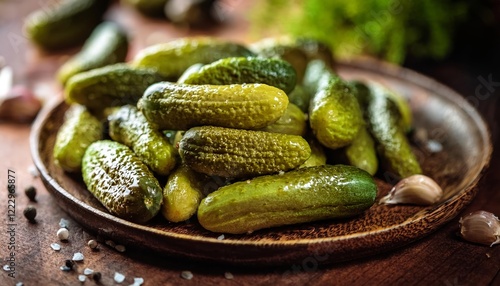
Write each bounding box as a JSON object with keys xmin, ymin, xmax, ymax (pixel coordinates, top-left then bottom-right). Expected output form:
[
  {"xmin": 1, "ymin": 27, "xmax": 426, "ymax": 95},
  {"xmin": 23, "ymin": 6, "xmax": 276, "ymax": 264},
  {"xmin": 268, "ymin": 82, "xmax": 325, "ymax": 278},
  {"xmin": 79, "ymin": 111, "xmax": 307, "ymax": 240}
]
[{"xmin": 30, "ymin": 58, "xmax": 492, "ymax": 266}]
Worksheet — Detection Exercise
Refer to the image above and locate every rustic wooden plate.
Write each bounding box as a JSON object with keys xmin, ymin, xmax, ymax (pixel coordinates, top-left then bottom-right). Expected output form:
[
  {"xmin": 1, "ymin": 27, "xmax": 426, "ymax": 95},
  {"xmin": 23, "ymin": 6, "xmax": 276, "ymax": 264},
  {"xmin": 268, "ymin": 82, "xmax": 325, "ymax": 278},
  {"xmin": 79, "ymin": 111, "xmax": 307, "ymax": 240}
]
[{"xmin": 30, "ymin": 58, "xmax": 492, "ymax": 266}]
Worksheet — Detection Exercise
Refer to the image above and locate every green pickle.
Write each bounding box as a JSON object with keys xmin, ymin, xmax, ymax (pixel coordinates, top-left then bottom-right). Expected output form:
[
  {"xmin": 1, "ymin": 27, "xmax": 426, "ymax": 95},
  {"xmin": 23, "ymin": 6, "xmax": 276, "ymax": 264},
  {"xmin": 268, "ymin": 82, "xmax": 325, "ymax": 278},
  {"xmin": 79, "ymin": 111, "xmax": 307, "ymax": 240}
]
[
  {"xmin": 344, "ymin": 127, "xmax": 379, "ymax": 176},
  {"xmin": 65, "ymin": 63, "xmax": 164, "ymax": 111},
  {"xmin": 161, "ymin": 165, "xmax": 213, "ymax": 223},
  {"xmin": 366, "ymin": 87, "xmax": 421, "ymax": 178},
  {"xmin": 197, "ymin": 165, "xmax": 377, "ymax": 234},
  {"xmin": 57, "ymin": 21, "xmax": 129, "ymax": 85},
  {"xmin": 82, "ymin": 140, "xmax": 163, "ymax": 224},
  {"xmin": 132, "ymin": 38, "xmax": 255, "ymax": 79},
  {"xmin": 179, "ymin": 126, "xmax": 311, "ymax": 178},
  {"xmin": 180, "ymin": 57, "xmax": 297, "ymax": 94},
  {"xmin": 261, "ymin": 103, "xmax": 307, "ymax": 136},
  {"xmin": 138, "ymin": 82, "xmax": 289, "ymax": 130},
  {"xmin": 53, "ymin": 104, "xmax": 103, "ymax": 172},
  {"xmin": 306, "ymin": 60, "xmax": 364, "ymax": 149},
  {"xmin": 108, "ymin": 105, "xmax": 177, "ymax": 176},
  {"xmin": 24, "ymin": 0, "xmax": 110, "ymax": 50}
]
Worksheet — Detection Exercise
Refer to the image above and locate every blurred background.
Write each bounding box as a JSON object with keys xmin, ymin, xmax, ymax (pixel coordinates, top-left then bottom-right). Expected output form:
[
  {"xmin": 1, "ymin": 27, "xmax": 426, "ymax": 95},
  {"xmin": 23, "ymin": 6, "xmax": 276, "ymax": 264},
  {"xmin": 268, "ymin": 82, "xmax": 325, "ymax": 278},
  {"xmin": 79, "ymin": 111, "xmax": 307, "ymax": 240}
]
[{"xmin": 0, "ymin": 0, "xmax": 499, "ymax": 134}]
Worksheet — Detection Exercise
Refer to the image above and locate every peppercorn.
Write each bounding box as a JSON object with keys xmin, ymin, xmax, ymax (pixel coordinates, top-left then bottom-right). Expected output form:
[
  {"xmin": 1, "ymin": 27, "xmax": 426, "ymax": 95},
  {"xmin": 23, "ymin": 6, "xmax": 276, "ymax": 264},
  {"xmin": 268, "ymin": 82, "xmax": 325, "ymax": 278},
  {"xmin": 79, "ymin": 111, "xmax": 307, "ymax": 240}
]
[
  {"xmin": 23, "ymin": 206, "xmax": 36, "ymax": 223},
  {"xmin": 24, "ymin": 185, "xmax": 37, "ymax": 202},
  {"xmin": 65, "ymin": 259, "xmax": 74, "ymax": 270},
  {"xmin": 92, "ymin": 272, "xmax": 102, "ymax": 281}
]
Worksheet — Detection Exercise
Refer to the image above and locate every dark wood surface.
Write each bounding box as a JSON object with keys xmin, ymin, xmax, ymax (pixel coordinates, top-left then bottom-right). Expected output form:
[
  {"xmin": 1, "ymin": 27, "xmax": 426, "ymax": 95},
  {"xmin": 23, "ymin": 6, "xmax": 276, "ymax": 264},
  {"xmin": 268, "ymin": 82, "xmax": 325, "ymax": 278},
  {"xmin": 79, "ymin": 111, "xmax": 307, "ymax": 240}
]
[{"xmin": 1, "ymin": 1, "xmax": 499, "ymax": 285}]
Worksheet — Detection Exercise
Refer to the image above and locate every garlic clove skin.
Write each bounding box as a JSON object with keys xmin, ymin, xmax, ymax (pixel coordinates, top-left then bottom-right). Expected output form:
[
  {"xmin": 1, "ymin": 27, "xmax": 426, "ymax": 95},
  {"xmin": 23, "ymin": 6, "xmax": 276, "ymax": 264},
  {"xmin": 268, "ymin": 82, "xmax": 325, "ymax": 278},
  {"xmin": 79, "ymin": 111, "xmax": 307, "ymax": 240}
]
[
  {"xmin": 0, "ymin": 85, "xmax": 42, "ymax": 122},
  {"xmin": 379, "ymin": 174, "xmax": 443, "ymax": 205},
  {"xmin": 459, "ymin": 210, "xmax": 500, "ymax": 247}
]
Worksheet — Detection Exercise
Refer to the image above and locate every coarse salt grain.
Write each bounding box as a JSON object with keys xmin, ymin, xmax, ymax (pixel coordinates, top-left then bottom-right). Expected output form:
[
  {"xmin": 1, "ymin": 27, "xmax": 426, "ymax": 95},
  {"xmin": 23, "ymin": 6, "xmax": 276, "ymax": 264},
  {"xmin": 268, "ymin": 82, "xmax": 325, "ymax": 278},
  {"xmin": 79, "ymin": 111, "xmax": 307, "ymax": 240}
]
[
  {"xmin": 59, "ymin": 218, "xmax": 70, "ymax": 229},
  {"xmin": 72, "ymin": 252, "xmax": 84, "ymax": 262},
  {"xmin": 84, "ymin": 268, "xmax": 94, "ymax": 275},
  {"xmin": 224, "ymin": 272, "xmax": 234, "ymax": 279},
  {"xmin": 114, "ymin": 272, "xmax": 125, "ymax": 283},
  {"xmin": 78, "ymin": 275, "xmax": 86, "ymax": 282},
  {"xmin": 132, "ymin": 277, "xmax": 144, "ymax": 286},
  {"xmin": 51, "ymin": 243, "xmax": 61, "ymax": 251},
  {"xmin": 217, "ymin": 234, "xmax": 225, "ymax": 240},
  {"xmin": 105, "ymin": 240, "xmax": 116, "ymax": 248},
  {"xmin": 115, "ymin": 245, "xmax": 126, "ymax": 252},
  {"xmin": 57, "ymin": 228, "xmax": 69, "ymax": 241},
  {"xmin": 28, "ymin": 165, "xmax": 39, "ymax": 177},
  {"xmin": 181, "ymin": 271, "xmax": 193, "ymax": 280}
]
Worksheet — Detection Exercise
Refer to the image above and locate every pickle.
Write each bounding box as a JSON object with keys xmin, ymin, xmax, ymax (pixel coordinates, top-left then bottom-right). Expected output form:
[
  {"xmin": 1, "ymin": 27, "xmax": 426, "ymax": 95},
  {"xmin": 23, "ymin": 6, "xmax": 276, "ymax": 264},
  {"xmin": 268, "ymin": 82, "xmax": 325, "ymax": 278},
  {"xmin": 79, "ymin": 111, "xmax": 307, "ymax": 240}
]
[
  {"xmin": 82, "ymin": 140, "xmax": 163, "ymax": 223},
  {"xmin": 57, "ymin": 21, "xmax": 129, "ymax": 85},
  {"xmin": 108, "ymin": 105, "xmax": 177, "ymax": 176},
  {"xmin": 179, "ymin": 126, "xmax": 311, "ymax": 178},
  {"xmin": 24, "ymin": 0, "xmax": 110, "ymax": 50},
  {"xmin": 260, "ymin": 103, "xmax": 307, "ymax": 136},
  {"xmin": 138, "ymin": 82, "xmax": 289, "ymax": 130},
  {"xmin": 197, "ymin": 164, "xmax": 377, "ymax": 234},
  {"xmin": 180, "ymin": 57, "xmax": 297, "ymax": 94},
  {"xmin": 65, "ymin": 63, "xmax": 164, "ymax": 111},
  {"xmin": 306, "ymin": 60, "xmax": 364, "ymax": 149},
  {"xmin": 366, "ymin": 87, "xmax": 421, "ymax": 178},
  {"xmin": 161, "ymin": 164, "xmax": 214, "ymax": 223},
  {"xmin": 344, "ymin": 127, "xmax": 379, "ymax": 176},
  {"xmin": 132, "ymin": 38, "xmax": 255, "ymax": 79},
  {"xmin": 53, "ymin": 104, "xmax": 103, "ymax": 172},
  {"xmin": 299, "ymin": 137, "xmax": 327, "ymax": 168}
]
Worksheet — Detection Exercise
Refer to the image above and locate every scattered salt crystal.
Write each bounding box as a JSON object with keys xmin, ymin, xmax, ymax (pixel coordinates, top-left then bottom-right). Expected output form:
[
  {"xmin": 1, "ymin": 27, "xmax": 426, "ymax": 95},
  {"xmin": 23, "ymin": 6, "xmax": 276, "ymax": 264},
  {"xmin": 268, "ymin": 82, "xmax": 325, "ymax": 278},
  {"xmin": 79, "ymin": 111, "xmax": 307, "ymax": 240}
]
[
  {"xmin": 278, "ymin": 170, "xmax": 285, "ymax": 175},
  {"xmin": 60, "ymin": 265, "xmax": 71, "ymax": 272},
  {"xmin": 28, "ymin": 165, "xmax": 39, "ymax": 177},
  {"xmin": 51, "ymin": 243, "xmax": 61, "ymax": 251},
  {"xmin": 105, "ymin": 240, "xmax": 116, "ymax": 248},
  {"xmin": 131, "ymin": 277, "xmax": 144, "ymax": 286},
  {"xmin": 217, "ymin": 234, "xmax": 225, "ymax": 240},
  {"xmin": 59, "ymin": 218, "xmax": 70, "ymax": 229},
  {"xmin": 224, "ymin": 272, "xmax": 234, "ymax": 279},
  {"xmin": 15, "ymin": 282, "xmax": 23, "ymax": 286},
  {"xmin": 84, "ymin": 268, "xmax": 94, "ymax": 275},
  {"xmin": 57, "ymin": 228, "xmax": 69, "ymax": 240},
  {"xmin": 115, "ymin": 245, "xmax": 126, "ymax": 252},
  {"xmin": 426, "ymin": 140, "xmax": 443, "ymax": 153},
  {"xmin": 78, "ymin": 275, "xmax": 86, "ymax": 282},
  {"xmin": 114, "ymin": 272, "xmax": 125, "ymax": 283},
  {"xmin": 181, "ymin": 271, "xmax": 193, "ymax": 280},
  {"xmin": 72, "ymin": 252, "xmax": 84, "ymax": 262}
]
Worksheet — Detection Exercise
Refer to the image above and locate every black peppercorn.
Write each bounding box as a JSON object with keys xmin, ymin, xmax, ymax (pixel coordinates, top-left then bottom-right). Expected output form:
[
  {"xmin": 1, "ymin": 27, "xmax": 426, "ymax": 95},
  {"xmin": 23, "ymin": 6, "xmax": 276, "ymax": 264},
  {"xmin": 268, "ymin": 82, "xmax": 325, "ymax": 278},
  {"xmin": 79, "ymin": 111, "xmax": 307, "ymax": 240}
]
[
  {"xmin": 92, "ymin": 272, "xmax": 101, "ymax": 281},
  {"xmin": 65, "ymin": 259, "xmax": 74, "ymax": 270},
  {"xmin": 23, "ymin": 206, "xmax": 36, "ymax": 222},
  {"xmin": 24, "ymin": 185, "xmax": 37, "ymax": 202}
]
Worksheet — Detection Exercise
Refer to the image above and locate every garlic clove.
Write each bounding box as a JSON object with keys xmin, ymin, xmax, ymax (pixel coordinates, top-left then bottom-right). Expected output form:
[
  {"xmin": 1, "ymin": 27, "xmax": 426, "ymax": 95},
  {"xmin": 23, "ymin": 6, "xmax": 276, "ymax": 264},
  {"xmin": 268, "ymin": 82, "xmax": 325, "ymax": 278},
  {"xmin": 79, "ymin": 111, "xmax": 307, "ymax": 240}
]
[
  {"xmin": 459, "ymin": 210, "xmax": 500, "ymax": 247},
  {"xmin": 0, "ymin": 85, "xmax": 42, "ymax": 122},
  {"xmin": 379, "ymin": 174, "xmax": 443, "ymax": 205}
]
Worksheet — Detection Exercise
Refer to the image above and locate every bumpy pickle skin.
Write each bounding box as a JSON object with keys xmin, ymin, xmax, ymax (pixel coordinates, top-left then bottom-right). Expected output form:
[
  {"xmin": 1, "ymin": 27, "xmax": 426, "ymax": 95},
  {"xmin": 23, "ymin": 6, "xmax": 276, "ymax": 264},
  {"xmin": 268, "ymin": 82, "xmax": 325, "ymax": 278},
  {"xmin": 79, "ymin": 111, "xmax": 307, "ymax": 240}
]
[
  {"xmin": 179, "ymin": 126, "xmax": 311, "ymax": 178},
  {"xmin": 53, "ymin": 104, "xmax": 103, "ymax": 172},
  {"xmin": 180, "ymin": 57, "xmax": 297, "ymax": 94},
  {"xmin": 65, "ymin": 63, "xmax": 164, "ymax": 112},
  {"xmin": 81, "ymin": 140, "xmax": 163, "ymax": 224},
  {"xmin": 197, "ymin": 164, "xmax": 377, "ymax": 234},
  {"xmin": 108, "ymin": 105, "xmax": 177, "ymax": 176},
  {"xmin": 138, "ymin": 82, "xmax": 289, "ymax": 130},
  {"xmin": 131, "ymin": 38, "xmax": 255, "ymax": 80},
  {"xmin": 366, "ymin": 89, "xmax": 421, "ymax": 179}
]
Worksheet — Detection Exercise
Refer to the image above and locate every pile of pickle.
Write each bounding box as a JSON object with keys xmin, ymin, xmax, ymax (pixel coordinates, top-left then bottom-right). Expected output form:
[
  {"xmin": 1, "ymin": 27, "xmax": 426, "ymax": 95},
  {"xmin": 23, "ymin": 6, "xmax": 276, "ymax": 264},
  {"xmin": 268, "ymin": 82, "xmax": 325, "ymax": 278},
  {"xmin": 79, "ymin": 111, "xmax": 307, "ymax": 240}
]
[{"xmin": 26, "ymin": 2, "xmax": 421, "ymax": 234}]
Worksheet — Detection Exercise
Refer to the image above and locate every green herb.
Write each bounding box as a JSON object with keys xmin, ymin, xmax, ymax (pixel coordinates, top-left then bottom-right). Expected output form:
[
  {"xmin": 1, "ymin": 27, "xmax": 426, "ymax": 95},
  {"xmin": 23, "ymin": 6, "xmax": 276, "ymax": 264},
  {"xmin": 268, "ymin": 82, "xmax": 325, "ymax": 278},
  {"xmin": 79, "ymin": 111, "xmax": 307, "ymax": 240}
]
[{"xmin": 250, "ymin": 0, "xmax": 470, "ymax": 63}]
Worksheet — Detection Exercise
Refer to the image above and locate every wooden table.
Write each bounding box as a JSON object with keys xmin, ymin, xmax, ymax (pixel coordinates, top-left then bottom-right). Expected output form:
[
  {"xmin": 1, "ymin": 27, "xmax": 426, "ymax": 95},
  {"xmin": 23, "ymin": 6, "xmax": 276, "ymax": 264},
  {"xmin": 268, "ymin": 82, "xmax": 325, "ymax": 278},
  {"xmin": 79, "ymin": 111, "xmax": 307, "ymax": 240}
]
[{"xmin": 1, "ymin": 1, "xmax": 499, "ymax": 285}]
